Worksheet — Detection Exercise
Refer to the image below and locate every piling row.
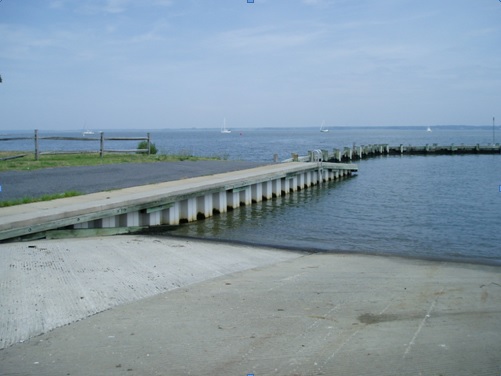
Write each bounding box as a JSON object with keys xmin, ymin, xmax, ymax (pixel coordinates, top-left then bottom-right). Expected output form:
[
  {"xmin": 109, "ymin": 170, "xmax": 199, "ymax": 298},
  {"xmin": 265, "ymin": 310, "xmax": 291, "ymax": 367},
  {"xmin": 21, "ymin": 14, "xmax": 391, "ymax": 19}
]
[
  {"xmin": 322, "ymin": 143, "xmax": 501, "ymax": 162},
  {"xmin": 72, "ymin": 163, "xmax": 354, "ymax": 230}
]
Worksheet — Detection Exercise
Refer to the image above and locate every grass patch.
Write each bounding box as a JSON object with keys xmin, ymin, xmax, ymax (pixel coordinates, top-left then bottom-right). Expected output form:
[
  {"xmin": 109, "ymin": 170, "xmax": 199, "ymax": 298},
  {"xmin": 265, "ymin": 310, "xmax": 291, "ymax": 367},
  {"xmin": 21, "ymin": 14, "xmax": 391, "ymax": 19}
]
[
  {"xmin": 0, "ymin": 151, "xmax": 221, "ymax": 172},
  {"xmin": 0, "ymin": 191, "xmax": 82, "ymax": 207}
]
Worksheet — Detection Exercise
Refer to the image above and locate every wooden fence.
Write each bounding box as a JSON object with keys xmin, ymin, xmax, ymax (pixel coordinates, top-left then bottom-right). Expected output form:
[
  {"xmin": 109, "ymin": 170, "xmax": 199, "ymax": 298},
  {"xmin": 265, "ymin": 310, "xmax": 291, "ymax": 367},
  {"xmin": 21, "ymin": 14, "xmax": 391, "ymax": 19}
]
[{"xmin": 0, "ymin": 130, "xmax": 151, "ymax": 160}]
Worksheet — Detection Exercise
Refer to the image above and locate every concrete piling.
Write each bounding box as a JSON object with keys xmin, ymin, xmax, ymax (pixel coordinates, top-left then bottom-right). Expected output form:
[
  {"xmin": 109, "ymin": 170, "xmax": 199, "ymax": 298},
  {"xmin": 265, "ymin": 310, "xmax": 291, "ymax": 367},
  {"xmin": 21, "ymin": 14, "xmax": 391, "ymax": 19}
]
[{"xmin": 320, "ymin": 143, "xmax": 501, "ymax": 163}]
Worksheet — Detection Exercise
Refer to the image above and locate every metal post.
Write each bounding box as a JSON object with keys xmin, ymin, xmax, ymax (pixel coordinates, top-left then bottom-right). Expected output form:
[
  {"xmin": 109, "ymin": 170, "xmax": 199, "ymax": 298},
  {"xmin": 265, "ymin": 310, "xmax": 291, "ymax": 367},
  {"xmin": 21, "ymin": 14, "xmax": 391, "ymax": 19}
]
[
  {"xmin": 147, "ymin": 132, "xmax": 151, "ymax": 155},
  {"xmin": 100, "ymin": 132, "xmax": 104, "ymax": 159},
  {"xmin": 34, "ymin": 129, "xmax": 39, "ymax": 161},
  {"xmin": 493, "ymin": 117, "xmax": 496, "ymax": 144}
]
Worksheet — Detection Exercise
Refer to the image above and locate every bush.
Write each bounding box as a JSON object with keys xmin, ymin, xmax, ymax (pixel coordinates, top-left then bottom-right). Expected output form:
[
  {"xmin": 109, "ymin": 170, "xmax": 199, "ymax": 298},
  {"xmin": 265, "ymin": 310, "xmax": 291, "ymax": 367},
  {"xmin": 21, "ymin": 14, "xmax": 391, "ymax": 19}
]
[{"xmin": 137, "ymin": 141, "xmax": 158, "ymax": 155}]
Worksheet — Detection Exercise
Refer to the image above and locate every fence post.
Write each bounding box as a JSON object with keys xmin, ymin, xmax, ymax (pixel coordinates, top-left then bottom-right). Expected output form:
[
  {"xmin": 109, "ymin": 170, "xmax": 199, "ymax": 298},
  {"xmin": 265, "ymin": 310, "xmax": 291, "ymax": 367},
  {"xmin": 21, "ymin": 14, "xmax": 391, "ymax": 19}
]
[
  {"xmin": 34, "ymin": 129, "xmax": 39, "ymax": 161},
  {"xmin": 147, "ymin": 132, "xmax": 151, "ymax": 155},
  {"xmin": 100, "ymin": 132, "xmax": 104, "ymax": 159}
]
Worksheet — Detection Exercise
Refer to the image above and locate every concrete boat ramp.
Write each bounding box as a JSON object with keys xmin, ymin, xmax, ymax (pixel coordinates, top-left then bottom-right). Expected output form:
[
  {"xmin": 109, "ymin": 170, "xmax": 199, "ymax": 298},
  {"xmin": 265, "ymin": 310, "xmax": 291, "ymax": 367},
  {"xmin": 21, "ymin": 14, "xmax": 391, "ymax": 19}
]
[
  {"xmin": 1, "ymin": 236, "xmax": 500, "ymax": 376},
  {"xmin": 0, "ymin": 162, "xmax": 356, "ymax": 242}
]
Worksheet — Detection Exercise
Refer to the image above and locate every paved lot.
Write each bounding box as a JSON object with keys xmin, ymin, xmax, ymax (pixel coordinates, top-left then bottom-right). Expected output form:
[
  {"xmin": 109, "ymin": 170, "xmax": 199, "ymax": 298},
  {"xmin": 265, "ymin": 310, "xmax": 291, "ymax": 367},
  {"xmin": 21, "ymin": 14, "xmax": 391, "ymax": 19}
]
[
  {"xmin": 0, "ymin": 161, "xmax": 268, "ymax": 201},
  {"xmin": 1, "ymin": 236, "xmax": 500, "ymax": 376}
]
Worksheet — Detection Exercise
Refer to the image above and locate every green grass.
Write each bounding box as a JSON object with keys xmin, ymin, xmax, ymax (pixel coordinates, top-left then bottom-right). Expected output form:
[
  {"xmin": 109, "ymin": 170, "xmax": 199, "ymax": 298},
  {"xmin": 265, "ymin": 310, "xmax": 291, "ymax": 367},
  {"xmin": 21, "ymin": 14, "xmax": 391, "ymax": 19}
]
[
  {"xmin": 0, "ymin": 151, "xmax": 222, "ymax": 172},
  {"xmin": 0, "ymin": 191, "xmax": 82, "ymax": 208}
]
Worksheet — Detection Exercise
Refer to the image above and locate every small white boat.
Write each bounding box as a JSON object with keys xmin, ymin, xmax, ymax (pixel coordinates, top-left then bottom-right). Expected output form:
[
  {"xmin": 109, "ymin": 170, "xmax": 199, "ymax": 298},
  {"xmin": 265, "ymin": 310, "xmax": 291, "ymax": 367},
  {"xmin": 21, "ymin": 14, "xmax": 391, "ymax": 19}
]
[
  {"xmin": 320, "ymin": 121, "xmax": 329, "ymax": 133},
  {"xmin": 221, "ymin": 118, "xmax": 231, "ymax": 134},
  {"xmin": 82, "ymin": 130, "xmax": 95, "ymax": 136},
  {"xmin": 426, "ymin": 127, "xmax": 432, "ymax": 132}
]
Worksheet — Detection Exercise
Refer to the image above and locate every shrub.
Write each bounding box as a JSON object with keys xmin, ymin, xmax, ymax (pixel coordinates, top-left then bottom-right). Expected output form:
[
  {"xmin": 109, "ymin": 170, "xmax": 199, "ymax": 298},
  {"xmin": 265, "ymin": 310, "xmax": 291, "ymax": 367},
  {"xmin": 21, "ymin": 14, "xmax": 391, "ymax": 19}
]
[{"xmin": 137, "ymin": 141, "xmax": 157, "ymax": 155}]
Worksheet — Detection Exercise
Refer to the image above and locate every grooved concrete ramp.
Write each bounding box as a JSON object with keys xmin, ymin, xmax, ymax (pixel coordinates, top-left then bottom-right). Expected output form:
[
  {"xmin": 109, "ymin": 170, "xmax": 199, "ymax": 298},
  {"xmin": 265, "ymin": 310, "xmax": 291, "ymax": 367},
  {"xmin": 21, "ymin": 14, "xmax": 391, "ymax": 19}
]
[
  {"xmin": 0, "ymin": 236, "xmax": 301, "ymax": 350},
  {"xmin": 1, "ymin": 237, "xmax": 500, "ymax": 376}
]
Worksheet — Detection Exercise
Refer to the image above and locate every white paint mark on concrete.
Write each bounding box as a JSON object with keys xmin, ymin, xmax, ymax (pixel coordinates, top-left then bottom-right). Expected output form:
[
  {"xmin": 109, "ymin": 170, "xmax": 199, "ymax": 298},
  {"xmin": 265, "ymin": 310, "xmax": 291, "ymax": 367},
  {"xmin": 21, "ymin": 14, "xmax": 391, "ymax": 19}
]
[{"xmin": 403, "ymin": 289, "xmax": 444, "ymax": 358}]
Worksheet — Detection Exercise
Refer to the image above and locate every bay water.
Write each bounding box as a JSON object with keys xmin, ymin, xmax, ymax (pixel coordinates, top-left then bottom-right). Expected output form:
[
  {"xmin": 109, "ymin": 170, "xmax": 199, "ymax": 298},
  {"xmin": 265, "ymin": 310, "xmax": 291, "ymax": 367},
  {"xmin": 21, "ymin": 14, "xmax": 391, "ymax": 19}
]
[{"xmin": 2, "ymin": 127, "xmax": 500, "ymax": 264}]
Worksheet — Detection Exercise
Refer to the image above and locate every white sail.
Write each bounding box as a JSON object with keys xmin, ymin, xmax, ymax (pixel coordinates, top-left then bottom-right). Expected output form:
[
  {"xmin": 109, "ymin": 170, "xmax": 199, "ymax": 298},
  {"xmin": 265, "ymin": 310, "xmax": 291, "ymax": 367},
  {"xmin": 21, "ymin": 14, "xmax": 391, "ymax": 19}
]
[
  {"xmin": 221, "ymin": 118, "xmax": 231, "ymax": 133},
  {"xmin": 320, "ymin": 121, "xmax": 329, "ymax": 132}
]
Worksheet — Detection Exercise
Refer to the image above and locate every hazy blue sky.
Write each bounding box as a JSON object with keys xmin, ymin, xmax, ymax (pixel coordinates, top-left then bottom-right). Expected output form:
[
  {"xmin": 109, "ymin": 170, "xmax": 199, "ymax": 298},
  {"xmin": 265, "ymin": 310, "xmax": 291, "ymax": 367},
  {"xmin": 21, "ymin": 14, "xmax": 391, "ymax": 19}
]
[{"xmin": 1, "ymin": 0, "xmax": 500, "ymax": 130}]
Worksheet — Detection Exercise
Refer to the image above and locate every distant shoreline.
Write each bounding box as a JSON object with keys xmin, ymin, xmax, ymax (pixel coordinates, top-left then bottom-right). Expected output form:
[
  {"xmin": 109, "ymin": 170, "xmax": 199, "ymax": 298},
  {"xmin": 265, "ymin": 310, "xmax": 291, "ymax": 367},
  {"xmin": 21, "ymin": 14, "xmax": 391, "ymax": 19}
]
[{"xmin": 1, "ymin": 124, "xmax": 499, "ymax": 134}]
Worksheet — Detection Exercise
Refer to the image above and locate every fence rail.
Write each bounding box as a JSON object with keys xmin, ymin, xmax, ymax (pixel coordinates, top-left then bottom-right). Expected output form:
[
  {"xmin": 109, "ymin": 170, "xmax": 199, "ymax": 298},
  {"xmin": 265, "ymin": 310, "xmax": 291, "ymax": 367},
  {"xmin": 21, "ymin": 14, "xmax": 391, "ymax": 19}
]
[{"xmin": 0, "ymin": 130, "xmax": 151, "ymax": 160}]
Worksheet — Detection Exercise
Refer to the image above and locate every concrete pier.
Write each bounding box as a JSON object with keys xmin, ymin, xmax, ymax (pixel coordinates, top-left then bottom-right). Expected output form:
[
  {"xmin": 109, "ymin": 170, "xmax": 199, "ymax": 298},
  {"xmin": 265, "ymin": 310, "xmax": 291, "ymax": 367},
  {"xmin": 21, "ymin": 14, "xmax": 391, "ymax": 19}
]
[{"xmin": 0, "ymin": 162, "xmax": 357, "ymax": 242}]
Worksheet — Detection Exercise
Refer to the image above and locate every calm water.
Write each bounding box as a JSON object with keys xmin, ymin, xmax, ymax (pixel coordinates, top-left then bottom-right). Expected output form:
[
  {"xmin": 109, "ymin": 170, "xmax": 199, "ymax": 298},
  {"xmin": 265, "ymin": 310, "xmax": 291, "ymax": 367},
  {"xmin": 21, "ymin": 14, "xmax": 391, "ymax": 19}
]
[
  {"xmin": 2, "ymin": 127, "xmax": 501, "ymax": 264},
  {"xmin": 170, "ymin": 154, "xmax": 501, "ymax": 264}
]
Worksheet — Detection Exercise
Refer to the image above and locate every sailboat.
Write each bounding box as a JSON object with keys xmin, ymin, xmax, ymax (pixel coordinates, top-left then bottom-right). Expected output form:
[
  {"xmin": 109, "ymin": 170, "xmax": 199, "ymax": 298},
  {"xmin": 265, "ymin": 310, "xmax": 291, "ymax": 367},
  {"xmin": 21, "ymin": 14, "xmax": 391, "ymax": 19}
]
[
  {"xmin": 221, "ymin": 118, "xmax": 231, "ymax": 134},
  {"xmin": 426, "ymin": 127, "xmax": 432, "ymax": 132},
  {"xmin": 320, "ymin": 121, "xmax": 329, "ymax": 133},
  {"xmin": 82, "ymin": 125, "xmax": 95, "ymax": 136}
]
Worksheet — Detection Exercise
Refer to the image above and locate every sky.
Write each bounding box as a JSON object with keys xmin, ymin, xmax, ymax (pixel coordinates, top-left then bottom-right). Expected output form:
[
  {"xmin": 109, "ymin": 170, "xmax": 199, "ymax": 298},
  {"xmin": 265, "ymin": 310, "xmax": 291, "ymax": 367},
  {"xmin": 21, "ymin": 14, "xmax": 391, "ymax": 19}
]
[{"xmin": 0, "ymin": 0, "xmax": 500, "ymax": 130}]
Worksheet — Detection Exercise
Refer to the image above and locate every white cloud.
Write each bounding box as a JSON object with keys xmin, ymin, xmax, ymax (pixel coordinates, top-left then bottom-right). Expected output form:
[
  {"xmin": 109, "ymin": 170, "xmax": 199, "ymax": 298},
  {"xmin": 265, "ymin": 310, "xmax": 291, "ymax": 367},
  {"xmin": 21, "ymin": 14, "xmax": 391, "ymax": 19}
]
[
  {"xmin": 49, "ymin": 0, "xmax": 68, "ymax": 9},
  {"xmin": 78, "ymin": 0, "xmax": 131, "ymax": 14},
  {"xmin": 152, "ymin": 0, "xmax": 174, "ymax": 6},
  {"xmin": 209, "ymin": 25, "xmax": 324, "ymax": 55},
  {"xmin": 301, "ymin": 0, "xmax": 347, "ymax": 6},
  {"xmin": 73, "ymin": 0, "xmax": 173, "ymax": 14}
]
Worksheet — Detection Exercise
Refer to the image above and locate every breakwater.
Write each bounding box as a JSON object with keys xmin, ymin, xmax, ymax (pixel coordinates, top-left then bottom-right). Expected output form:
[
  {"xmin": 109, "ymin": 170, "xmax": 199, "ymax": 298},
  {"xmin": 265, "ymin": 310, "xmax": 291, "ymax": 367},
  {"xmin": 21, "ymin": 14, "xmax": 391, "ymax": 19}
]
[{"xmin": 292, "ymin": 143, "xmax": 501, "ymax": 163}]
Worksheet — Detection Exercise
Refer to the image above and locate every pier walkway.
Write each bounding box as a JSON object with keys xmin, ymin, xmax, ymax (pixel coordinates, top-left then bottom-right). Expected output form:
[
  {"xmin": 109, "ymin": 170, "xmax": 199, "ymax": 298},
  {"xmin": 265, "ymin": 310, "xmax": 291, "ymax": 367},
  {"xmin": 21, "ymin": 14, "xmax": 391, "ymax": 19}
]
[{"xmin": 0, "ymin": 161, "xmax": 357, "ymax": 242}]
